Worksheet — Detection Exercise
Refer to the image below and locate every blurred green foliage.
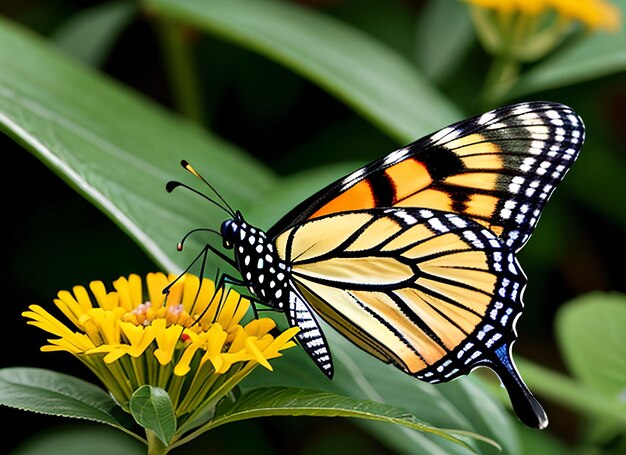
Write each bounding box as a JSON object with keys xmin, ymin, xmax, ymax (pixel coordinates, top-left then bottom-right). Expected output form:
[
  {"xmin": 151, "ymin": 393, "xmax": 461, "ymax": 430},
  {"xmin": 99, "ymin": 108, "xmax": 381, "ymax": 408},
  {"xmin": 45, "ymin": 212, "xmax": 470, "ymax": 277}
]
[{"xmin": 1, "ymin": 0, "xmax": 625, "ymax": 454}]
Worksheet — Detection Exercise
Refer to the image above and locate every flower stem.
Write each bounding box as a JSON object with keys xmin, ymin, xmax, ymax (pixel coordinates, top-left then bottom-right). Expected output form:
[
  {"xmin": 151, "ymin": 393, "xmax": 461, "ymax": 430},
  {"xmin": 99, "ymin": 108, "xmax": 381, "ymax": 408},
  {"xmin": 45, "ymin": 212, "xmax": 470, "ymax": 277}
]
[
  {"xmin": 146, "ymin": 430, "xmax": 169, "ymax": 455},
  {"xmin": 479, "ymin": 55, "xmax": 519, "ymax": 110},
  {"xmin": 156, "ymin": 19, "xmax": 205, "ymax": 124}
]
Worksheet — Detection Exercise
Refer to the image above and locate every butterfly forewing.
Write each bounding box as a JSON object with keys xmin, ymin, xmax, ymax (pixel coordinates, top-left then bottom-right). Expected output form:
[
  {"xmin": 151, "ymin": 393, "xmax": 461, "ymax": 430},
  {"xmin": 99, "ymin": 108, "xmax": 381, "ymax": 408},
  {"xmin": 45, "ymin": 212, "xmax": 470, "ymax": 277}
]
[
  {"xmin": 275, "ymin": 207, "xmax": 525, "ymax": 379},
  {"xmin": 268, "ymin": 102, "xmax": 584, "ymax": 252}
]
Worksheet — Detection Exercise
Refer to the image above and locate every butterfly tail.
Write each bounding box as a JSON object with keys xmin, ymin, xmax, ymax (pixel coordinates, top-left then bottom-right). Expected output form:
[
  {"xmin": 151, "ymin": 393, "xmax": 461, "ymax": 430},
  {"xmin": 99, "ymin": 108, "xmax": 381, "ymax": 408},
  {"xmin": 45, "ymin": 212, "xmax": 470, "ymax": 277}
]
[{"xmin": 489, "ymin": 344, "xmax": 548, "ymax": 430}]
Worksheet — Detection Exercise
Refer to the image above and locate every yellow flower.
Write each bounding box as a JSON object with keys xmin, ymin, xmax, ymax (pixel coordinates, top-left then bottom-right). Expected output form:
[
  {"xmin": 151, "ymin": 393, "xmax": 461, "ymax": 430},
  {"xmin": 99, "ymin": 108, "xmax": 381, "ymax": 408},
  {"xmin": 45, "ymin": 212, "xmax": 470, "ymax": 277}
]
[
  {"xmin": 465, "ymin": 0, "xmax": 621, "ymax": 64},
  {"xmin": 465, "ymin": 0, "xmax": 620, "ymax": 106},
  {"xmin": 23, "ymin": 272, "xmax": 299, "ymax": 419},
  {"xmin": 465, "ymin": 0, "xmax": 621, "ymax": 32}
]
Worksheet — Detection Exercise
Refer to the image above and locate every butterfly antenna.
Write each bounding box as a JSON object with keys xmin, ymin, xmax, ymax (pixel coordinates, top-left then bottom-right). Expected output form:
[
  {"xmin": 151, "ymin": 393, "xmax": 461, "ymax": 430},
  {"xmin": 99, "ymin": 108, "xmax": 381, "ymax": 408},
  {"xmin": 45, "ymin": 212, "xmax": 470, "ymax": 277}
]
[
  {"xmin": 177, "ymin": 160, "xmax": 236, "ymax": 218},
  {"xmin": 166, "ymin": 177, "xmax": 233, "ymax": 218},
  {"xmin": 177, "ymin": 228, "xmax": 221, "ymax": 252},
  {"xmin": 163, "ymin": 242, "xmax": 213, "ymax": 297}
]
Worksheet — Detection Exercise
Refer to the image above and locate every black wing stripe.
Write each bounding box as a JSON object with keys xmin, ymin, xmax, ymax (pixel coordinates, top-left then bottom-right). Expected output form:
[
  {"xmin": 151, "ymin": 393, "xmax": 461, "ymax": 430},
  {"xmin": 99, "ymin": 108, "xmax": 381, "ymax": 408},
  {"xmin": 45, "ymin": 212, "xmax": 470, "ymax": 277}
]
[
  {"xmin": 417, "ymin": 269, "xmax": 494, "ymax": 297},
  {"xmin": 400, "ymin": 288, "xmax": 472, "ymax": 338},
  {"xmin": 410, "ymin": 281, "xmax": 484, "ymax": 318},
  {"xmin": 346, "ymin": 290, "xmax": 428, "ymax": 362},
  {"xmin": 296, "ymin": 282, "xmax": 400, "ymax": 364},
  {"xmin": 385, "ymin": 290, "xmax": 449, "ymax": 353}
]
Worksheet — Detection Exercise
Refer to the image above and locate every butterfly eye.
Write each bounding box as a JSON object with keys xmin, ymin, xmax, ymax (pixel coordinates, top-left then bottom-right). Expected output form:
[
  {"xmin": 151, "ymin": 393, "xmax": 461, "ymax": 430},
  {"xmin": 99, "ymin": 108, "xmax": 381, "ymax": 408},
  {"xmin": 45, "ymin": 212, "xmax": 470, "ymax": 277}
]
[{"xmin": 220, "ymin": 219, "xmax": 237, "ymax": 249}]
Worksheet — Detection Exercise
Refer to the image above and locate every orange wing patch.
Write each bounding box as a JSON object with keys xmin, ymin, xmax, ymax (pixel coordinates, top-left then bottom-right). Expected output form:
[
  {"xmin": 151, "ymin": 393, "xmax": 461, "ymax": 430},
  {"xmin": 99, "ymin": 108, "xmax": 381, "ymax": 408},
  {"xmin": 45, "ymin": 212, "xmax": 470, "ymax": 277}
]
[
  {"xmin": 310, "ymin": 158, "xmax": 434, "ymax": 220},
  {"xmin": 311, "ymin": 180, "xmax": 375, "ymax": 219},
  {"xmin": 384, "ymin": 158, "xmax": 432, "ymax": 201}
]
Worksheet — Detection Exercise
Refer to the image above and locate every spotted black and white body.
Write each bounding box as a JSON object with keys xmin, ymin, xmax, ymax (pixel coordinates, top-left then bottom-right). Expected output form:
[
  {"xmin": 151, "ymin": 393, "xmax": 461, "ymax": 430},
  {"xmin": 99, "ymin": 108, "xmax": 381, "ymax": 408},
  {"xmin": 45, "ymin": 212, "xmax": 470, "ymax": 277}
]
[
  {"xmin": 172, "ymin": 101, "xmax": 584, "ymax": 430},
  {"xmin": 221, "ymin": 213, "xmax": 334, "ymax": 377}
]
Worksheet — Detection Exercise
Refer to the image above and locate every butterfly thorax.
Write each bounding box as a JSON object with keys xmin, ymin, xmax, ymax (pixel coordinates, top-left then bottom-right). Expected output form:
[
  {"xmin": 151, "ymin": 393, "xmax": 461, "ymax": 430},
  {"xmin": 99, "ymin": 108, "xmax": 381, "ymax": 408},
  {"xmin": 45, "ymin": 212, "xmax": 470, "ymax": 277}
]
[{"xmin": 221, "ymin": 215, "xmax": 291, "ymax": 309}]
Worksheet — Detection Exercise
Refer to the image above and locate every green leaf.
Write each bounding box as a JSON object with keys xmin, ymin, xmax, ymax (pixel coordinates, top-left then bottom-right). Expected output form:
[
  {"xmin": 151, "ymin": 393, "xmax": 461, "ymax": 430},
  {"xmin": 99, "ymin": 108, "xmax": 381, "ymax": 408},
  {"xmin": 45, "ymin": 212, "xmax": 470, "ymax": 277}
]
[
  {"xmin": 0, "ymin": 15, "xmax": 276, "ymax": 275},
  {"xmin": 415, "ymin": 0, "xmax": 475, "ymax": 83},
  {"xmin": 180, "ymin": 387, "xmax": 499, "ymax": 453},
  {"xmin": 51, "ymin": 1, "xmax": 137, "ymax": 67},
  {"xmin": 142, "ymin": 0, "xmax": 462, "ymax": 143},
  {"xmin": 129, "ymin": 386, "xmax": 176, "ymax": 446},
  {"xmin": 555, "ymin": 292, "xmax": 626, "ymax": 399},
  {"xmin": 509, "ymin": 0, "xmax": 626, "ymax": 98},
  {"xmin": 0, "ymin": 367, "xmax": 139, "ymax": 441},
  {"xmin": 244, "ymin": 341, "xmax": 519, "ymax": 455}
]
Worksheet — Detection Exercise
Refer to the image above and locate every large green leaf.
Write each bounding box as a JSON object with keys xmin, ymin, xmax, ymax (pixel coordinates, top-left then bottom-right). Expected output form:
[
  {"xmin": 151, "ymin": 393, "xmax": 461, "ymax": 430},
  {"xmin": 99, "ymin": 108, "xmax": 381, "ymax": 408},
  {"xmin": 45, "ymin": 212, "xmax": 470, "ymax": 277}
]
[
  {"xmin": 415, "ymin": 0, "xmax": 475, "ymax": 83},
  {"xmin": 556, "ymin": 292, "xmax": 626, "ymax": 399},
  {"xmin": 244, "ymin": 337, "xmax": 519, "ymax": 455},
  {"xmin": 0, "ymin": 14, "xmax": 518, "ymax": 455},
  {"xmin": 181, "ymin": 386, "xmax": 498, "ymax": 452},
  {"xmin": 0, "ymin": 367, "xmax": 140, "ymax": 442},
  {"xmin": 51, "ymin": 1, "xmax": 137, "ymax": 67},
  {"xmin": 0, "ymin": 14, "xmax": 276, "ymax": 274},
  {"xmin": 508, "ymin": 0, "xmax": 626, "ymax": 98},
  {"xmin": 142, "ymin": 0, "xmax": 462, "ymax": 143}
]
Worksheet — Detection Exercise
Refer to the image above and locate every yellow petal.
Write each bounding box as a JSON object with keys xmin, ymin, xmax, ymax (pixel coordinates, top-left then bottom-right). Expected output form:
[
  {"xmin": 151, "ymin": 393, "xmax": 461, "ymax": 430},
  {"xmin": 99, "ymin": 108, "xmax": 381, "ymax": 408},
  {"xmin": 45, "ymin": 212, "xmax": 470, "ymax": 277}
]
[
  {"xmin": 217, "ymin": 289, "xmax": 250, "ymax": 328},
  {"xmin": 54, "ymin": 290, "xmax": 88, "ymax": 327},
  {"xmin": 128, "ymin": 274, "xmax": 143, "ymax": 307},
  {"xmin": 90, "ymin": 280, "xmax": 116, "ymax": 310},
  {"xmin": 245, "ymin": 337, "xmax": 272, "ymax": 370},
  {"xmin": 243, "ymin": 318, "xmax": 276, "ymax": 338},
  {"xmin": 198, "ymin": 286, "xmax": 223, "ymax": 325},
  {"xmin": 73, "ymin": 285, "xmax": 96, "ymax": 312},
  {"xmin": 174, "ymin": 343, "xmax": 201, "ymax": 376},
  {"xmin": 154, "ymin": 320, "xmax": 183, "ymax": 365},
  {"xmin": 120, "ymin": 321, "xmax": 155, "ymax": 357}
]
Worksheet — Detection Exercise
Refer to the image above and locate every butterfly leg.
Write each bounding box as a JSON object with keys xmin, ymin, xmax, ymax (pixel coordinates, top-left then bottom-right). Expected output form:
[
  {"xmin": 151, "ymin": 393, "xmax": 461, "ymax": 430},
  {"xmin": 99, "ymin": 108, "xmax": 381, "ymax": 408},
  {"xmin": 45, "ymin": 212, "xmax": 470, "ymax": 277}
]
[{"xmin": 218, "ymin": 273, "xmax": 266, "ymax": 320}]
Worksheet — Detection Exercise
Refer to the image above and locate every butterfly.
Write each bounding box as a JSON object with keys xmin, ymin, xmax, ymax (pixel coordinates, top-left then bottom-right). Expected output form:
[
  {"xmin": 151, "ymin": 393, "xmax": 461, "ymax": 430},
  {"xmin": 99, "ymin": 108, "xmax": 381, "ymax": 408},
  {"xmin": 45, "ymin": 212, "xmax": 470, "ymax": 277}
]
[{"xmin": 167, "ymin": 101, "xmax": 584, "ymax": 430}]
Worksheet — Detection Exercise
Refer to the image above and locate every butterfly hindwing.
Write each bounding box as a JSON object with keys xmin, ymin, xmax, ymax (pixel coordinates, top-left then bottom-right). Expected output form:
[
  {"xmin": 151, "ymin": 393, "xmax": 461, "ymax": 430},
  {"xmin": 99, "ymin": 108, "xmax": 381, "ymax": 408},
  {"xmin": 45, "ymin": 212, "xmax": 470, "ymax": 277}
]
[
  {"xmin": 275, "ymin": 207, "xmax": 525, "ymax": 377},
  {"xmin": 286, "ymin": 282, "xmax": 334, "ymax": 378},
  {"xmin": 275, "ymin": 206, "xmax": 548, "ymax": 428},
  {"xmin": 268, "ymin": 102, "xmax": 584, "ymax": 252}
]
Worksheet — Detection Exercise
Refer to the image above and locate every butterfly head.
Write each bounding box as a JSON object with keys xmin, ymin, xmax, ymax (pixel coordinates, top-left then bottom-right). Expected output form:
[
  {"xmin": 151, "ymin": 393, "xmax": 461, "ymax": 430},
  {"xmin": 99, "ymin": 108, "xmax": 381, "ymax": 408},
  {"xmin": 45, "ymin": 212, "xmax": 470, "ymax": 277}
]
[{"xmin": 220, "ymin": 211, "xmax": 246, "ymax": 249}]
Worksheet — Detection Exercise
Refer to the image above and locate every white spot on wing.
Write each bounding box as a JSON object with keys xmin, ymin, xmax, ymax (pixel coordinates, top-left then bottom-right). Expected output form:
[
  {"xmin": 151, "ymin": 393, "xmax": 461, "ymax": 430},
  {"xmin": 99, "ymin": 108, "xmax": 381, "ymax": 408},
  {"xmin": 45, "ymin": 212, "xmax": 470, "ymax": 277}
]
[
  {"xmin": 430, "ymin": 126, "xmax": 455, "ymax": 143},
  {"xmin": 477, "ymin": 111, "xmax": 496, "ymax": 125}
]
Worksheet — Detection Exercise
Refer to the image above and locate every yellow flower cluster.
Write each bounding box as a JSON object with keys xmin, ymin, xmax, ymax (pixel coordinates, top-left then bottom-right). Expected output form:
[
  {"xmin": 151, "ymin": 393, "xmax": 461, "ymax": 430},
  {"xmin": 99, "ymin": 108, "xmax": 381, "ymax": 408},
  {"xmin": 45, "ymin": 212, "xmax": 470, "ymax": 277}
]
[
  {"xmin": 23, "ymin": 272, "xmax": 298, "ymax": 416},
  {"xmin": 466, "ymin": 0, "xmax": 620, "ymax": 32}
]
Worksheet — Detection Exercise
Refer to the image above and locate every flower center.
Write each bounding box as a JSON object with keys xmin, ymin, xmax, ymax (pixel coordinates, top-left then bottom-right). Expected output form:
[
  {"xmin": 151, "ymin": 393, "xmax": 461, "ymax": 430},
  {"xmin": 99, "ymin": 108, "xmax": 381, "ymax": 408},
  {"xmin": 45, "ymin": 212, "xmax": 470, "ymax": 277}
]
[{"xmin": 123, "ymin": 300, "xmax": 197, "ymax": 329}]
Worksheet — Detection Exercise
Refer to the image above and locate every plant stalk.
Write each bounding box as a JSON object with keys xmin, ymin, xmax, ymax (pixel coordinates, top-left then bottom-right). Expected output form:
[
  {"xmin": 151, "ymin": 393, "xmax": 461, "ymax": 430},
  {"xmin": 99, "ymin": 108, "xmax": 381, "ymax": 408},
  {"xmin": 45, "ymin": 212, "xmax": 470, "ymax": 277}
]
[
  {"xmin": 146, "ymin": 430, "xmax": 169, "ymax": 455},
  {"xmin": 157, "ymin": 20, "xmax": 205, "ymax": 124}
]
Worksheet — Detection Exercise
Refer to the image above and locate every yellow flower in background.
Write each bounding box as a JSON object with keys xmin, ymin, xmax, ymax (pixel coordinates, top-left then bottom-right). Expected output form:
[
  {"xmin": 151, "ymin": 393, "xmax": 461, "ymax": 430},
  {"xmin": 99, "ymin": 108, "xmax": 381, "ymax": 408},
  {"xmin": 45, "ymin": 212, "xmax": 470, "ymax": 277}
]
[
  {"xmin": 464, "ymin": 0, "xmax": 620, "ymax": 107},
  {"xmin": 466, "ymin": 0, "xmax": 620, "ymax": 32},
  {"xmin": 465, "ymin": 0, "xmax": 621, "ymax": 63},
  {"xmin": 23, "ymin": 272, "xmax": 299, "ymax": 419}
]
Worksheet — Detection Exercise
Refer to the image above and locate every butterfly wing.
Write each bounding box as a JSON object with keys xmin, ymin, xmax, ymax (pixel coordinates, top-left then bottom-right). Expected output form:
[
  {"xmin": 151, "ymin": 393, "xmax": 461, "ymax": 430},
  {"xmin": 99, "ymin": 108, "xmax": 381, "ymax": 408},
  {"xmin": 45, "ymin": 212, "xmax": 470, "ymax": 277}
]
[
  {"xmin": 263, "ymin": 101, "xmax": 583, "ymax": 429},
  {"xmin": 275, "ymin": 207, "xmax": 546, "ymax": 428},
  {"xmin": 268, "ymin": 101, "xmax": 584, "ymax": 252},
  {"xmin": 285, "ymin": 281, "xmax": 334, "ymax": 378}
]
